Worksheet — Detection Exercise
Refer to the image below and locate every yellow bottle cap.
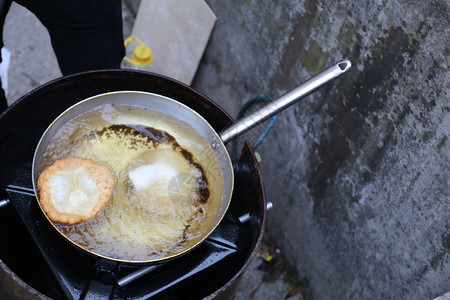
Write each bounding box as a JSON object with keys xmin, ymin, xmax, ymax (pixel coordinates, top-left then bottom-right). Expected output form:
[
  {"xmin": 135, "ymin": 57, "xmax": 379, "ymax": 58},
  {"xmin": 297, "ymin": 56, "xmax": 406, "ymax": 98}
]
[
  {"xmin": 132, "ymin": 44, "xmax": 153, "ymax": 65},
  {"xmin": 123, "ymin": 36, "xmax": 153, "ymax": 66}
]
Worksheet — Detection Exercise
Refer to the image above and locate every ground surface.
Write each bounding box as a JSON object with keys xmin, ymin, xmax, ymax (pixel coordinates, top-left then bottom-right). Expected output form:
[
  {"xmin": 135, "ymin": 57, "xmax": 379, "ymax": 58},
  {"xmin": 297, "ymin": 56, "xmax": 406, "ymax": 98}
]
[{"xmin": 1, "ymin": 2, "xmax": 303, "ymax": 299}]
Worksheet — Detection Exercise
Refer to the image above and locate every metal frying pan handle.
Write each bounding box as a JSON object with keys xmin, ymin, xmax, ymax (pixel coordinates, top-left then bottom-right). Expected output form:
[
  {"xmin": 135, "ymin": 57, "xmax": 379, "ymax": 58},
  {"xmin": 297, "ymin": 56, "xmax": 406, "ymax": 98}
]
[{"xmin": 219, "ymin": 59, "xmax": 352, "ymax": 143}]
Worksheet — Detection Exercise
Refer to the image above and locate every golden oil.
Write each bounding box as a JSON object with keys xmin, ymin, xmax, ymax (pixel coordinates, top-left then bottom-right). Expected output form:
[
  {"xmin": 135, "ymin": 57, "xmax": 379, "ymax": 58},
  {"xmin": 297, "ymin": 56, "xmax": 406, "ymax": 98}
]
[{"xmin": 40, "ymin": 104, "xmax": 225, "ymax": 261}]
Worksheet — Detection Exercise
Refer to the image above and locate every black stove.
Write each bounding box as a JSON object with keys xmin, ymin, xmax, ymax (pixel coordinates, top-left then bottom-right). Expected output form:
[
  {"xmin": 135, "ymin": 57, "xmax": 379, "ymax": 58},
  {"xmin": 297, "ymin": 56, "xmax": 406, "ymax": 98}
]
[{"xmin": 0, "ymin": 70, "xmax": 266, "ymax": 299}]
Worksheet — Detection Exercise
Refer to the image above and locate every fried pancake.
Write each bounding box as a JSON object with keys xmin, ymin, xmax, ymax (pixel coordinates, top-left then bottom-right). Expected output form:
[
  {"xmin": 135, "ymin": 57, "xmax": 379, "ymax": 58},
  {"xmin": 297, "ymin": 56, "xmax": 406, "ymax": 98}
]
[{"xmin": 37, "ymin": 157, "xmax": 114, "ymax": 225}]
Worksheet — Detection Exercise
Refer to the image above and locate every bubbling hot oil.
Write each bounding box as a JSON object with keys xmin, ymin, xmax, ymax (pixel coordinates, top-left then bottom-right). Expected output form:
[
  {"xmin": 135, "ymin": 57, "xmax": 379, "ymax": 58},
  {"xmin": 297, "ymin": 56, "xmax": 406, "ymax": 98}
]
[{"xmin": 40, "ymin": 104, "xmax": 225, "ymax": 261}]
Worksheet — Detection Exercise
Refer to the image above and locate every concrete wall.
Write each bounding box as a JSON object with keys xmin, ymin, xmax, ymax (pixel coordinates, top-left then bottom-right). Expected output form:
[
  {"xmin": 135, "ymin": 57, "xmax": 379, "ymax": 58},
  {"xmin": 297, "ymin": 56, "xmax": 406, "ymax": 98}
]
[{"xmin": 193, "ymin": 0, "xmax": 449, "ymax": 299}]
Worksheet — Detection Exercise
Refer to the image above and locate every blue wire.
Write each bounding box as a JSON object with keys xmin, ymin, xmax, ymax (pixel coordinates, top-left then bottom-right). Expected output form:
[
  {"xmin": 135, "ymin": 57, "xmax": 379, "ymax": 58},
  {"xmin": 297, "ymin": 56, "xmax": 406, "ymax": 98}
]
[{"xmin": 232, "ymin": 95, "xmax": 277, "ymax": 160}]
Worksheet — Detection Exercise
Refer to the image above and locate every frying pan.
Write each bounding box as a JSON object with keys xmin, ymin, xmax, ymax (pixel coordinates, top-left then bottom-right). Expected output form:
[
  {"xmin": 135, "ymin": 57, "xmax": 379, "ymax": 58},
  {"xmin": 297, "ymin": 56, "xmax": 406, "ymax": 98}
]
[{"xmin": 32, "ymin": 59, "xmax": 351, "ymax": 265}]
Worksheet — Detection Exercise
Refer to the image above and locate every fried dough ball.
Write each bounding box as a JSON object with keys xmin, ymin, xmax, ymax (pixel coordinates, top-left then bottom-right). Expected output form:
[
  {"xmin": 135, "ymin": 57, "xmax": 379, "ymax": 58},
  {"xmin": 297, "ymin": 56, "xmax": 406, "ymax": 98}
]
[{"xmin": 37, "ymin": 157, "xmax": 114, "ymax": 225}]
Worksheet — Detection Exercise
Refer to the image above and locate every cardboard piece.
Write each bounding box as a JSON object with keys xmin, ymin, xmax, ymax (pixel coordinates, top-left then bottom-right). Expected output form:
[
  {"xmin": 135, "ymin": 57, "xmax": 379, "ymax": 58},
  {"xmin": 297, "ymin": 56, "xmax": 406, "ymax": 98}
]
[{"xmin": 126, "ymin": 0, "xmax": 216, "ymax": 85}]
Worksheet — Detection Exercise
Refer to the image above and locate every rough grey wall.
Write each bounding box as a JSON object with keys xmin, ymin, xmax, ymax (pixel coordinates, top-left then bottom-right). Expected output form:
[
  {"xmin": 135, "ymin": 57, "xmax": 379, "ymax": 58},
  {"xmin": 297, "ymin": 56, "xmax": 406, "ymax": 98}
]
[{"xmin": 193, "ymin": 0, "xmax": 449, "ymax": 299}]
